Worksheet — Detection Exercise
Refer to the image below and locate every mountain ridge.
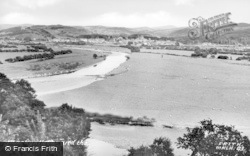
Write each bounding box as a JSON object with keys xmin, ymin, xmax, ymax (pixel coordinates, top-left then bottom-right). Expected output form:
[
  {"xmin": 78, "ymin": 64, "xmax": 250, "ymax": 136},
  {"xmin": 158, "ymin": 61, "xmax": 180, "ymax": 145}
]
[{"xmin": 0, "ymin": 23, "xmax": 249, "ymax": 44}]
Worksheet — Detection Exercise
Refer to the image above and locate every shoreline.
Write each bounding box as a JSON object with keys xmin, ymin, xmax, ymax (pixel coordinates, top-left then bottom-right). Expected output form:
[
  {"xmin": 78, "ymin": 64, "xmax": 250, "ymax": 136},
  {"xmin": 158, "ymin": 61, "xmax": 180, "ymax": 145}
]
[
  {"xmin": 24, "ymin": 48, "xmax": 250, "ymax": 155},
  {"xmin": 85, "ymin": 138, "xmax": 128, "ymax": 156},
  {"xmin": 27, "ymin": 48, "xmax": 129, "ymax": 96}
]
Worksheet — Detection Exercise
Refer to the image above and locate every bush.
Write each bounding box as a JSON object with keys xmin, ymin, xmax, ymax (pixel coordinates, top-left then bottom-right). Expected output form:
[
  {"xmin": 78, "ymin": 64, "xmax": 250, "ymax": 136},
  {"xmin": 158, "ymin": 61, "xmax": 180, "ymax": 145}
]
[
  {"xmin": 208, "ymin": 48, "xmax": 218, "ymax": 54},
  {"xmin": 191, "ymin": 53, "xmax": 202, "ymax": 57},
  {"xmin": 236, "ymin": 56, "xmax": 250, "ymax": 61},
  {"xmin": 128, "ymin": 146, "xmax": 153, "ymax": 156},
  {"xmin": 128, "ymin": 137, "xmax": 174, "ymax": 156},
  {"xmin": 58, "ymin": 62, "xmax": 81, "ymax": 70},
  {"xmin": 130, "ymin": 46, "xmax": 140, "ymax": 52},
  {"xmin": 191, "ymin": 52, "xmax": 207, "ymax": 58},
  {"xmin": 120, "ymin": 45, "xmax": 140, "ymax": 52},
  {"xmin": 177, "ymin": 119, "xmax": 250, "ymax": 156},
  {"xmin": 217, "ymin": 55, "xmax": 228, "ymax": 59},
  {"xmin": 0, "ymin": 73, "xmax": 91, "ymax": 155},
  {"xmin": 28, "ymin": 64, "xmax": 42, "ymax": 71},
  {"xmin": 194, "ymin": 46, "xmax": 201, "ymax": 53},
  {"xmin": 93, "ymin": 53, "xmax": 98, "ymax": 59}
]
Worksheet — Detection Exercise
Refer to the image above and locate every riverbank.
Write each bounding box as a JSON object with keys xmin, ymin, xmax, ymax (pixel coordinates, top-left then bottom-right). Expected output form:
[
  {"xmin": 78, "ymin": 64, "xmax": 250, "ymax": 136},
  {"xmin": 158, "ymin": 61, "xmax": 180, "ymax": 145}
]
[
  {"xmin": 27, "ymin": 49, "xmax": 129, "ymax": 95},
  {"xmin": 0, "ymin": 47, "xmax": 104, "ymax": 80},
  {"xmin": 37, "ymin": 50, "xmax": 250, "ymax": 155},
  {"xmin": 85, "ymin": 138, "xmax": 128, "ymax": 156}
]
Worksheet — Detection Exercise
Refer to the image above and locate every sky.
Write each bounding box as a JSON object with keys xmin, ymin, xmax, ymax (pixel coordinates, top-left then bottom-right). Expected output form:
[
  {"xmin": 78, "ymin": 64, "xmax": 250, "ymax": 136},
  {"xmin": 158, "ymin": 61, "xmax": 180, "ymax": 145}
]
[{"xmin": 0, "ymin": 0, "xmax": 249, "ymax": 28}]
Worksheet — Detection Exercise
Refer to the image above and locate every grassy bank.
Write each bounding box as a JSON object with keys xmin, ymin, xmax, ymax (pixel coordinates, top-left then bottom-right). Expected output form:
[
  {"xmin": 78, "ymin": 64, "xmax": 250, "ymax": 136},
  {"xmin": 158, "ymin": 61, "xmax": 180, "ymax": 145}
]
[{"xmin": 87, "ymin": 112, "xmax": 155, "ymax": 127}]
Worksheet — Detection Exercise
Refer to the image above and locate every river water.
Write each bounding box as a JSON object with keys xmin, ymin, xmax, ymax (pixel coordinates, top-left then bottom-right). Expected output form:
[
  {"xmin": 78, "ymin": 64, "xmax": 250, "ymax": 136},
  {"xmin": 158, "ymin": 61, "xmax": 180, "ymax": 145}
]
[{"xmin": 29, "ymin": 50, "xmax": 250, "ymax": 156}]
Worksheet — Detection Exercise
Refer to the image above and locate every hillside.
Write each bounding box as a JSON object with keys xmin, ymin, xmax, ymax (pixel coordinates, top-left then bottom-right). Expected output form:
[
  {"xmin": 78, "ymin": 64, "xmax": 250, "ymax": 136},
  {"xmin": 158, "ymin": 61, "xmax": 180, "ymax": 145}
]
[
  {"xmin": 0, "ymin": 23, "xmax": 249, "ymax": 44},
  {"xmin": 81, "ymin": 26, "xmax": 134, "ymax": 36},
  {"xmin": 0, "ymin": 24, "xmax": 182, "ymax": 40},
  {"xmin": 167, "ymin": 23, "xmax": 250, "ymax": 44},
  {"xmin": 0, "ymin": 25, "xmax": 92, "ymax": 40}
]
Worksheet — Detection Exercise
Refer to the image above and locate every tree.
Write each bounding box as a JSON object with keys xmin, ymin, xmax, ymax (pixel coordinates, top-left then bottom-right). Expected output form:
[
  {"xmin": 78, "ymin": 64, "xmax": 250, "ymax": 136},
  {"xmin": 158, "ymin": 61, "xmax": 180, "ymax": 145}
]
[
  {"xmin": 130, "ymin": 46, "xmax": 140, "ymax": 52},
  {"xmin": 175, "ymin": 42, "xmax": 180, "ymax": 46},
  {"xmin": 15, "ymin": 79, "xmax": 35, "ymax": 95},
  {"xmin": 24, "ymin": 36, "xmax": 32, "ymax": 42},
  {"xmin": 177, "ymin": 119, "xmax": 250, "ymax": 156},
  {"xmin": 128, "ymin": 137, "xmax": 174, "ymax": 156},
  {"xmin": 93, "ymin": 53, "xmax": 98, "ymax": 59},
  {"xmin": 128, "ymin": 146, "xmax": 153, "ymax": 156},
  {"xmin": 1, "ymin": 73, "xmax": 91, "ymax": 155},
  {"xmin": 194, "ymin": 46, "xmax": 201, "ymax": 53},
  {"xmin": 150, "ymin": 137, "xmax": 174, "ymax": 156}
]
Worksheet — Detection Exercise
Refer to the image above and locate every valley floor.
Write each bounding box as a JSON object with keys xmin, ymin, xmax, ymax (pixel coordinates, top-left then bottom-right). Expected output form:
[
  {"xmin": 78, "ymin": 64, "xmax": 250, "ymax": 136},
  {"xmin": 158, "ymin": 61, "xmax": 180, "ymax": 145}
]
[{"xmin": 2, "ymin": 45, "xmax": 250, "ymax": 156}]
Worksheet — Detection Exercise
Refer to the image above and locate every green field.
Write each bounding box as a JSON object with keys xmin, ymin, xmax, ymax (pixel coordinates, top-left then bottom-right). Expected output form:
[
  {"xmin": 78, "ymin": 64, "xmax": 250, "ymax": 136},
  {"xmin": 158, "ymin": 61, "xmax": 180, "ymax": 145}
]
[{"xmin": 0, "ymin": 47, "xmax": 105, "ymax": 79}]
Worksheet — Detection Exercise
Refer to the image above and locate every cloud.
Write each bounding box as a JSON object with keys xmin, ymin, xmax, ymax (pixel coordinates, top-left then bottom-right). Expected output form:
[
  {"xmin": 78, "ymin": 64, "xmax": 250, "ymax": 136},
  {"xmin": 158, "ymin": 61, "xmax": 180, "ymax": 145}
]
[
  {"xmin": 14, "ymin": 0, "xmax": 62, "ymax": 9},
  {"xmin": 85, "ymin": 11, "xmax": 185, "ymax": 27},
  {"xmin": 0, "ymin": 12, "xmax": 39, "ymax": 24}
]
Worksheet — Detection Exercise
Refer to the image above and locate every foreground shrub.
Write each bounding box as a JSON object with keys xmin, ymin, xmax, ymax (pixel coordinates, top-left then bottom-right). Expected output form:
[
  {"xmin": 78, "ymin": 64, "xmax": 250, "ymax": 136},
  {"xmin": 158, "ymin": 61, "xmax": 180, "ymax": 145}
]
[
  {"xmin": 177, "ymin": 119, "xmax": 250, "ymax": 156},
  {"xmin": 128, "ymin": 137, "xmax": 174, "ymax": 156},
  {"xmin": 0, "ymin": 73, "xmax": 90, "ymax": 155},
  {"xmin": 128, "ymin": 146, "xmax": 153, "ymax": 156}
]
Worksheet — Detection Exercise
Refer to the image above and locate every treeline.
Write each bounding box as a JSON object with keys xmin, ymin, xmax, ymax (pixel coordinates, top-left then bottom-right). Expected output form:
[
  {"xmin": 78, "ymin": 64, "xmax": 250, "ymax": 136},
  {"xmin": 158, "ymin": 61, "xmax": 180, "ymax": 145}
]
[
  {"xmin": 128, "ymin": 34, "xmax": 175, "ymax": 41},
  {"xmin": 77, "ymin": 34, "xmax": 111, "ymax": 40},
  {"xmin": 29, "ymin": 45, "xmax": 53, "ymax": 52},
  {"xmin": 0, "ymin": 44, "xmax": 53, "ymax": 53},
  {"xmin": 0, "ymin": 44, "xmax": 17, "ymax": 48},
  {"xmin": 0, "ymin": 73, "xmax": 90, "ymax": 155},
  {"xmin": 191, "ymin": 47, "xmax": 219, "ymax": 58},
  {"xmin": 120, "ymin": 45, "xmax": 140, "ymax": 52},
  {"xmin": 55, "ymin": 41, "xmax": 86, "ymax": 45},
  {"xmin": 236, "ymin": 55, "xmax": 250, "ymax": 61},
  {"xmin": 191, "ymin": 47, "xmax": 250, "ymax": 61},
  {"xmin": 143, "ymin": 45, "xmax": 195, "ymax": 51},
  {"xmin": 128, "ymin": 119, "xmax": 250, "ymax": 156},
  {"xmin": 5, "ymin": 49, "xmax": 72, "ymax": 63},
  {"xmin": 76, "ymin": 34, "xmax": 175, "ymax": 41},
  {"xmin": 87, "ymin": 113, "xmax": 154, "ymax": 126},
  {"xmin": 143, "ymin": 44, "xmax": 249, "ymax": 54}
]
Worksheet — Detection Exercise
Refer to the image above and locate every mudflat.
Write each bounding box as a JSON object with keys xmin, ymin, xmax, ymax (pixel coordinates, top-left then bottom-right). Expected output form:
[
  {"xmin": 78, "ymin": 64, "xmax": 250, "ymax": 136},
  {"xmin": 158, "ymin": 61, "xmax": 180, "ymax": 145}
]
[{"xmin": 37, "ymin": 51, "xmax": 250, "ymax": 155}]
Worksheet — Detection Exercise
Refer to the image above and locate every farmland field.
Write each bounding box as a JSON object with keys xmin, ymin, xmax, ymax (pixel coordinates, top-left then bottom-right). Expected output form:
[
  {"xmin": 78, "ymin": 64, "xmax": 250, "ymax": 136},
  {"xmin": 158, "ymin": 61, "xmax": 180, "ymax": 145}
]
[{"xmin": 0, "ymin": 48, "xmax": 105, "ymax": 79}]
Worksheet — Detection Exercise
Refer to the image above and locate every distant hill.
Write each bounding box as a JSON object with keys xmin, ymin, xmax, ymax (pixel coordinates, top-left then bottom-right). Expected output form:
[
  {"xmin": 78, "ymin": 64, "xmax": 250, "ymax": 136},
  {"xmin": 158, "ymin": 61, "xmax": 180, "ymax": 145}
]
[
  {"xmin": 0, "ymin": 23, "xmax": 249, "ymax": 44},
  {"xmin": 237, "ymin": 23, "xmax": 250, "ymax": 27},
  {"xmin": 81, "ymin": 26, "xmax": 134, "ymax": 36},
  {"xmin": 165, "ymin": 22, "xmax": 250, "ymax": 44},
  {"xmin": 0, "ymin": 24, "xmax": 32, "ymax": 30},
  {"xmin": 0, "ymin": 25, "xmax": 90, "ymax": 40},
  {"xmin": 0, "ymin": 24, "xmax": 17, "ymax": 30}
]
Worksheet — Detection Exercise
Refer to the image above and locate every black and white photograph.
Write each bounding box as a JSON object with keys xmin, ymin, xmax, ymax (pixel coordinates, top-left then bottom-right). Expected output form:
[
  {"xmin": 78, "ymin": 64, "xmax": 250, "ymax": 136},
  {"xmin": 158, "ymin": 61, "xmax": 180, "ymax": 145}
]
[{"xmin": 0, "ymin": 0, "xmax": 250, "ymax": 155}]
